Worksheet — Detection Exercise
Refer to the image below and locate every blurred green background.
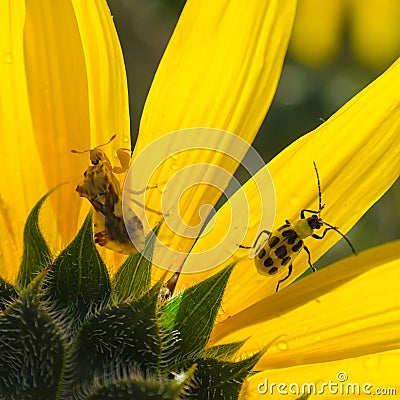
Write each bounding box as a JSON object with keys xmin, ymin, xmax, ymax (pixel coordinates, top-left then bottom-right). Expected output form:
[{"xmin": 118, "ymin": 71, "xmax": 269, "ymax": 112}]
[{"xmin": 108, "ymin": 0, "xmax": 399, "ymax": 269}]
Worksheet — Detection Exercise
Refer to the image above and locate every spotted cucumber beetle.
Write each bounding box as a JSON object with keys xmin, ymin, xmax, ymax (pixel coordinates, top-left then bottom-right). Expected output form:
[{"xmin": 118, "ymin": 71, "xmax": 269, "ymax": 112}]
[
  {"xmin": 73, "ymin": 135, "xmax": 161, "ymax": 255},
  {"xmin": 240, "ymin": 162, "xmax": 356, "ymax": 292}
]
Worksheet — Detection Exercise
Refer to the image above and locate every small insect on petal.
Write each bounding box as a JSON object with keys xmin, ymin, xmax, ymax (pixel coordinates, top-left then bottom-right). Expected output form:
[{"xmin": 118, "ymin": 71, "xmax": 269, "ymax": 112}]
[
  {"xmin": 72, "ymin": 136, "xmax": 145, "ymax": 255},
  {"xmin": 239, "ymin": 162, "xmax": 356, "ymax": 292}
]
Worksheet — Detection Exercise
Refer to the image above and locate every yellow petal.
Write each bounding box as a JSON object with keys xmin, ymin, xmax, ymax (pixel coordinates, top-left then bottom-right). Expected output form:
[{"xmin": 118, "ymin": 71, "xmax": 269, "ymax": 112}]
[
  {"xmin": 129, "ymin": 0, "xmax": 296, "ymax": 274},
  {"xmin": 290, "ymin": 0, "xmax": 345, "ymax": 66},
  {"xmin": 0, "ymin": 1, "xmax": 50, "ymax": 281},
  {"xmin": 349, "ymin": 0, "xmax": 400, "ymax": 69},
  {"xmin": 138, "ymin": 0, "xmax": 296, "ymax": 145},
  {"xmin": 71, "ymin": 1, "xmax": 131, "ymax": 148},
  {"xmin": 241, "ymin": 349, "xmax": 400, "ymax": 399},
  {"xmin": 210, "ymin": 241, "xmax": 400, "ymax": 370},
  {"xmin": 0, "ymin": 1, "xmax": 129, "ymax": 281},
  {"xmin": 178, "ymin": 56, "xmax": 400, "ymax": 310}
]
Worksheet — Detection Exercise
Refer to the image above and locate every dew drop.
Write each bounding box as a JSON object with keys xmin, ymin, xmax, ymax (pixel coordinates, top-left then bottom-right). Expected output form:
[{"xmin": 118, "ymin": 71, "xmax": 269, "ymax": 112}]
[
  {"xmin": 3, "ymin": 52, "xmax": 13, "ymax": 64},
  {"xmin": 363, "ymin": 355, "xmax": 379, "ymax": 369},
  {"xmin": 171, "ymin": 153, "xmax": 179, "ymax": 161},
  {"xmin": 288, "ymin": 194, "xmax": 302, "ymax": 209},
  {"xmin": 301, "ymin": 322, "xmax": 309, "ymax": 333},
  {"xmin": 167, "ymin": 208, "xmax": 175, "ymax": 216},
  {"xmin": 158, "ymin": 234, "xmax": 171, "ymax": 247},
  {"xmin": 276, "ymin": 340, "xmax": 289, "ymax": 351},
  {"xmin": 217, "ymin": 307, "xmax": 225, "ymax": 318},
  {"xmin": 171, "ymin": 162, "xmax": 179, "ymax": 171},
  {"xmin": 157, "ymin": 181, "xmax": 167, "ymax": 193}
]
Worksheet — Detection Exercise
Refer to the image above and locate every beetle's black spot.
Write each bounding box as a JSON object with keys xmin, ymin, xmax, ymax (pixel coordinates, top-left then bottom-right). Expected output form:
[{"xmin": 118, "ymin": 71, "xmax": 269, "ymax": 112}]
[
  {"xmin": 278, "ymin": 223, "xmax": 291, "ymax": 231},
  {"xmin": 257, "ymin": 248, "xmax": 266, "ymax": 259},
  {"xmin": 282, "ymin": 229, "xmax": 297, "ymax": 244},
  {"xmin": 268, "ymin": 236, "xmax": 280, "ymax": 248},
  {"xmin": 281, "ymin": 256, "xmax": 291, "ymax": 266},
  {"xmin": 274, "ymin": 245, "xmax": 287, "ymax": 259},
  {"xmin": 292, "ymin": 240, "xmax": 303, "ymax": 252},
  {"xmin": 268, "ymin": 266, "xmax": 279, "ymax": 275},
  {"xmin": 264, "ymin": 257, "xmax": 274, "ymax": 267}
]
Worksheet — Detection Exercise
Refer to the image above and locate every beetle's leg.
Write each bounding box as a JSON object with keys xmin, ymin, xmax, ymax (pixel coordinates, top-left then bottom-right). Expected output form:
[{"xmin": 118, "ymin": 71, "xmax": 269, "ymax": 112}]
[
  {"xmin": 303, "ymin": 245, "xmax": 317, "ymax": 272},
  {"xmin": 311, "ymin": 227, "xmax": 332, "ymax": 240},
  {"xmin": 238, "ymin": 229, "xmax": 271, "ymax": 249},
  {"xmin": 275, "ymin": 264, "xmax": 293, "ymax": 292},
  {"xmin": 126, "ymin": 186, "xmax": 158, "ymax": 195},
  {"xmin": 112, "ymin": 148, "xmax": 131, "ymax": 174},
  {"xmin": 300, "ymin": 207, "xmax": 324, "ymax": 219},
  {"xmin": 127, "ymin": 197, "xmax": 165, "ymax": 216}
]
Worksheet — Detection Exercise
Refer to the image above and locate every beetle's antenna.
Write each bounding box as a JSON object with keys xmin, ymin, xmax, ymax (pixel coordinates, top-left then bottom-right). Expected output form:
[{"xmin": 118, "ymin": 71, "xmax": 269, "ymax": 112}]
[
  {"xmin": 71, "ymin": 134, "xmax": 117, "ymax": 154},
  {"xmin": 323, "ymin": 221, "xmax": 357, "ymax": 255},
  {"xmin": 313, "ymin": 161, "xmax": 323, "ymax": 214}
]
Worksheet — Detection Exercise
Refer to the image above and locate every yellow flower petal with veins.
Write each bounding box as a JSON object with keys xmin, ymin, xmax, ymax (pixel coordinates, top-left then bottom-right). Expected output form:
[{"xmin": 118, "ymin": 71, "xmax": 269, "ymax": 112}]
[
  {"xmin": 212, "ymin": 241, "xmax": 400, "ymax": 370},
  {"xmin": 71, "ymin": 0, "xmax": 131, "ymax": 147},
  {"xmin": 0, "ymin": 1, "xmax": 129, "ymax": 281},
  {"xmin": 132, "ymin": 0, "xmax": 296, "ymax": 262},
  {"xmin": 176, "ymin": 56, "xmax": 400, "ymax": 311},
  {"xmin": 241, "ymin": 349, "xmax": 400, "ymax": 399},
  {"xmin": 138, "ymin": 0, "xmax": 297, "ymax": 145}
]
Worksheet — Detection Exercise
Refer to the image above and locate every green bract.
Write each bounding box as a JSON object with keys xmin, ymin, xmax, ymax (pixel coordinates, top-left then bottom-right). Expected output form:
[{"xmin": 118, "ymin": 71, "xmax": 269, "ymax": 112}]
[{"xmin": 0, "ymin": 191, "xmax": 263, "ymax": 400}]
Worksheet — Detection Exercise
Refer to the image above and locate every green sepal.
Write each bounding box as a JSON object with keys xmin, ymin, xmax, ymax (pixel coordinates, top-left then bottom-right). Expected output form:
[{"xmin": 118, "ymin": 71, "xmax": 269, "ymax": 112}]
[
  {"xmin": 46, "ymin": 212, "xmax": 111, "ymax": 327},
  {"xmin": 64, "ymin": 281, "xmax": 163, "ymax": 395},
  {"xmin": 198, "ymin": 341, "xmax": 245, "ymax": 361},
  {"xmin": 83, "ymin": 366, "xmax": 195, "ymax": 400},
  {"xmin": 184, "ymin": 352, "xmax": 262, "ymax": 399},
  {"xmin": 160, "ymin": 264, "xmax": 235, "ymax": 359},
  {"xmin": 113, "ymin": 222, "xmax": 161, "ymax": 302},
  {"xmin": 16, "ymin": 187, "xmax": 56, "ymax": 290},
  {"xmin": 0, "ymin": 276, "xmax": 17, "ymax": 312},
  {"xmin": 296, "ymin": 395, "xmax": 311, "ymax": 400},
  {"xmin": 0, "ymin": 275, "xmax": 64, "ymax": 399}
]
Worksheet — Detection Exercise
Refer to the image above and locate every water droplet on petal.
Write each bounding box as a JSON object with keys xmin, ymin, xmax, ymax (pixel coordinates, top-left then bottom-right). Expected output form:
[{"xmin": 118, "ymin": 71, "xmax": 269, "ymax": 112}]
[
  {"xmin": 363, "ymin": 355, "xmax": 379, "ymax": 369},
  {"xmin": 158, "ymin": 234, "xmax": 171, "ymax": 247},
  {"xmin": 157, "ymin": 181, "xmax": 167, "ymax": 193},
  {"xmin": 314, "ymin": 334, "xmax": 321, "ymax": 342},
  {"xmin": 276, "ymin": 340, "xmax": 289, "ymax": 351},
  {"xmin": 3, "ymin": 52, "xmax": 13, "ymax": 64},
  {"xmin": 301, "ymin": 322, "xmax": 309, "ymax": 332}
]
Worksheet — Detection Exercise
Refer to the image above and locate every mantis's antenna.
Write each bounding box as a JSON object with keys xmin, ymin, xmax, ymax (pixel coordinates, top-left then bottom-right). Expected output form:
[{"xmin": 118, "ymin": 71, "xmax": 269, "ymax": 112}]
[{"xmin": 71, "ymin": 134, "xmax": 117, "ymax": 154}]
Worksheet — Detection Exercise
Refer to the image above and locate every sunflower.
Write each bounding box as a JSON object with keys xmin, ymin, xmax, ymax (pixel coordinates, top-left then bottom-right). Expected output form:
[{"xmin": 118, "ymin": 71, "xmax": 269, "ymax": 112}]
[
  {"xmin": 0, "ymin": 0, "xmax": 131, "ymax": 281},
  {"xmin": 0, "ymin": 0, "xmax": 399, "ymax": 398}
]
